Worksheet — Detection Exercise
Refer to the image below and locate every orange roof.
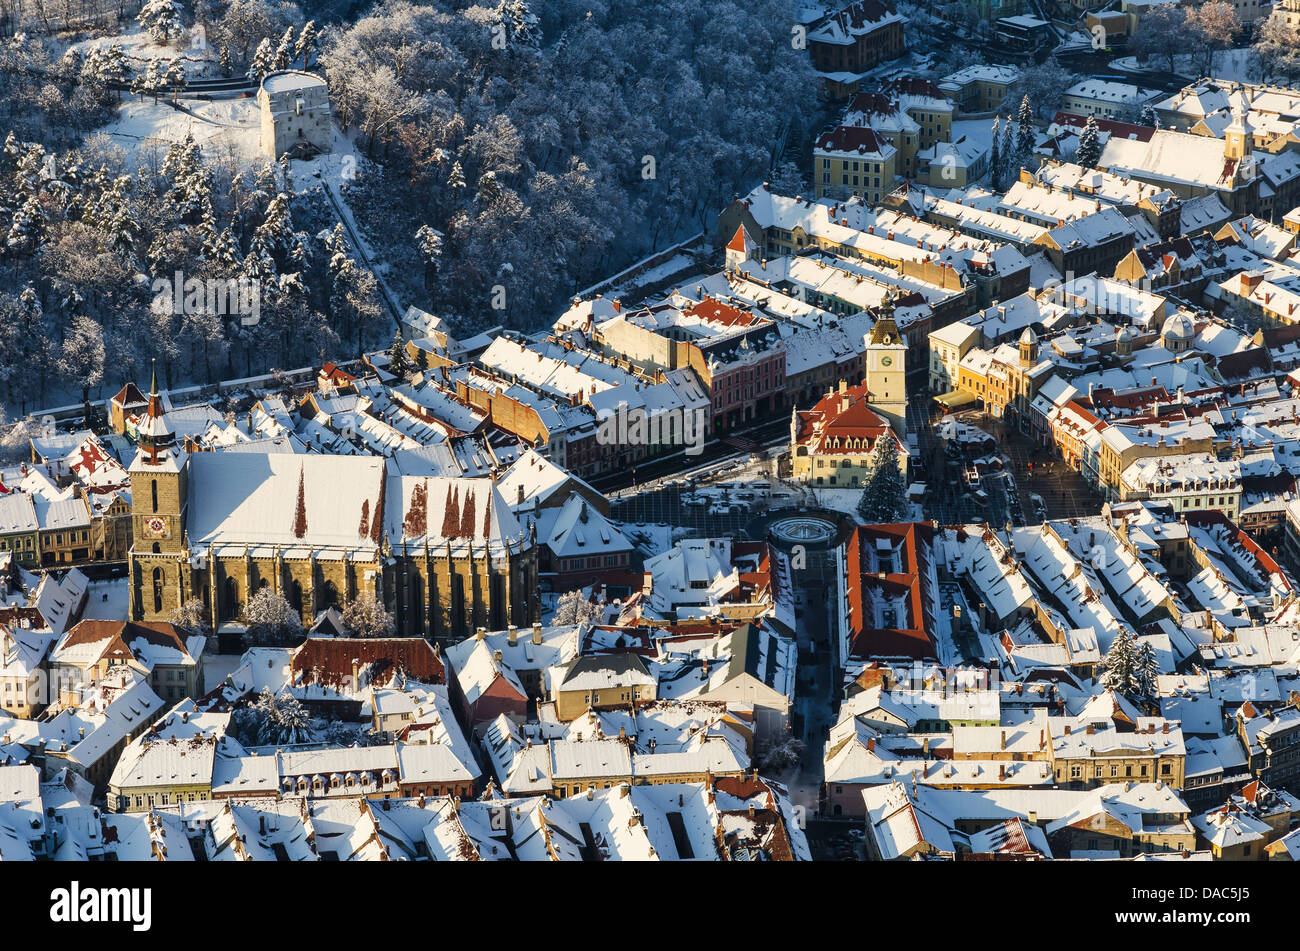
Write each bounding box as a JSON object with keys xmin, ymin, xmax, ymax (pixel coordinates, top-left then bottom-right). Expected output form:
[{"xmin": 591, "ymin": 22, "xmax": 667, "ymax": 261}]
[{"xmin": 685, "ymin": 298, "xmax": 758, "ymax": 328}]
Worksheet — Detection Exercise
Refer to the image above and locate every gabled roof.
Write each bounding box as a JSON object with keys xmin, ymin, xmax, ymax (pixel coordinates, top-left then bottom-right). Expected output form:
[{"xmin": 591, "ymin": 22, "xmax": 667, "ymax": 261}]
[{"xmin": 53, "ymin": 619, "xmax": 200, "ymax": 671}]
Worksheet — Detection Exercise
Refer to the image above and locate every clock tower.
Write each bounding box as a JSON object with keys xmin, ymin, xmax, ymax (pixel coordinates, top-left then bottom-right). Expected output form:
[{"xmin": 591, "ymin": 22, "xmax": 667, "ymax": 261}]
[
  {"xmin": 864, "ymin": 298, "xmax": 908, "ymax": 435},
  {"xmin": 128, "ymin": 361, "xmax": 191, "ymax": 619}
]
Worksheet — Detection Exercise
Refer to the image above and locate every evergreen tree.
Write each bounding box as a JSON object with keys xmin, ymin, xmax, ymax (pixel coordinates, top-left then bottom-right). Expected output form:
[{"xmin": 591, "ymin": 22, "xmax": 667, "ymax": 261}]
[
  {"xmin": 219, "ymin": 44, "xmax": 232, "ymax": 77},
  {"xmin": 294, "ymin": 21, "xmax": 320, "ymax": 67},
  {"xmin": 857, "ymin": 430, "xmax": 908, "ymax": 523},
  {"xmin": 1077, "ymin": 114, "xmax": 1102, "ymax": 168},
  {"xmin": 495, "ymin": 0, "xmax": 542, "ymax": 51},
  {"xmin": 1016, "ymin": 95, "xmax": 1035, "ymax": 161},
  {"xmin": 1140, "ymin": 103, "xmax": 1156, "ymax": 127},
  {"xmin": 415, "ymin": 223, "xmax": 443, "ymax": 291},
  {"xmin": 1101, "ymin": 628, "xmax": 1140, "ymax": 697},
  {"xmin": 274, "ymin": 26, "xmax": 295, "ymax": 70},
  {"xmin": 989, "ymin": 116, "xmax": 1002, "ymax": 189},
  {"xmin": 388, "ymin": 330, "xmax": 410, "ymax": 376},
  {"xmin": 1133, "ymin": 640, "xmax": 1159, "ymax": 705},
  {"xmin": 138, "ymin": 0, "xmax": 182, "ymax": 45},
  {"xmin": 248, "ymin": 38, "xmax": 276, "ymax": 85},
  {"xmin": 163, "ymin": 56, "xmax": 187, "ymax": 103},
  {"xmin": 476, "ymin": 170, "xmax": 502, "ymax": 205},
  {"xmin": 447, "ymin": 160, "xmax": 467, "ymax": 191},
  {"xmin": 1000, "ymin": 117, "xmax": 1015, "ymax": 181}
]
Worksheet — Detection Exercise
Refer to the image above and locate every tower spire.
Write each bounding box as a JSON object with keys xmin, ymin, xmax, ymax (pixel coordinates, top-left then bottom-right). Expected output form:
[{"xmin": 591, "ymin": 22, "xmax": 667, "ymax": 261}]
[{"xmin": 139, "ymin": 358, "xmax": 173, "ymax": 464}]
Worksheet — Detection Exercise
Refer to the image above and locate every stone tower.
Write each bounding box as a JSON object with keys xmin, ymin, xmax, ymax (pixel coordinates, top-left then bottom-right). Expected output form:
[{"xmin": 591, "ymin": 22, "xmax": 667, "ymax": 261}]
[
  {"xmin": 128, "ymin": 361, "xmax": 190, "ymax": 620},
  {"xmin": 1224, "ymin": 104, "xmax": 1252, "ymax": 163},
  {"xmin": 864, "ymin": 294, "xmax": 908, "ymax": 435}
]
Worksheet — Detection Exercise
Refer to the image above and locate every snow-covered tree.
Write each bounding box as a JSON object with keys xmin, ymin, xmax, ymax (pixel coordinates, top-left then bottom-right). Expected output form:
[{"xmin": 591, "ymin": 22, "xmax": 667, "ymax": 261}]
[
  {"xmin": 232, "ymin": 688, "xmax": 316, "ymax": 745},
  {"xmin": 162, "ymin": 56, "xmax": 187, "ymax": 103},
  {"xmin": 248, "ymin": 37, "xmax": 276, "ymax": 85},
  {"xmin": 857, "ymin": 430, "xmax": 908, "ymax": 523},
  {"xmin": 1015, "ymin": 95, "xmax": 1034, "ymax": 162},
  {"xmin": 169, "ymin": 597, "xmax": 210, "ymax": 635},
  {"xmin": 1139, "ymin": 103, "xmax": 1157, "ymax": 128},
  {"xmin": 553, "ymin": 588, "xmax": 601, "ymax": 625},
  {"xmin": 61, "ymin": 314, "xmax": 105, "ymax": 408},
  {"xmin": 414, "ymin": 223, "xmax": 443, "ymax": 291},
  {"xmin": 446, "ymin": 160, "xmax": 466, "ymax": 191},
  {"xmin": 1133, "ymin": 640, "xmax": 1160, "ymax": 704},
  {"xmin": 989, "ymin": 116, "xmax": 1002, "ymax": 189},
  {"xmin": 242, "ymin": 587, "xmax": 304, "ymax": 646},
  {"xmin": 131, "ymin": 58, "xmax": 167, "ymax": 103},
  {"xmin": 138, "ymin": 0, "xmax": 182, "ymax": 45},
  {"xmin": 1076, "ymin": 115, "xmax": 1102, "ymax": 169},
  {"xmin": 1253, "ymin": 17, "xmax": 1300, "ymax": 83},
  {"xmin": 476, "ymin": 170, "xmax": 502, "ymax": 206},
  {"xmin": 270, "ymin": 26, "xmax": 292, "ymax": 70},
  {"xmin": 388, "ymin": 329, "xmax": 409, "ymax": 376},
  {"xmin": 162, "ymin": 133, "xmax": 212, "ymax": 221},
  {"xmin": 341, "ymin": 594, "xmax": 395, "ymax": 638},
  {"xmin": 1100, "ymin": 628, "xmax": 1156, "ymax": 704},
  {"xmin": 294, "ymin": 21, "xmax": 319, "ymax": 67},
  {"xmin": 495, "ymin": 0, "xmax": 542, "ymax": 51},
  {"xmin": 755, "ymin": 735, "xmax": 805, "ymax": 772},
  {"xmin": 999, "ymin": 117, "xmax": 1015, "ymax": 180}
]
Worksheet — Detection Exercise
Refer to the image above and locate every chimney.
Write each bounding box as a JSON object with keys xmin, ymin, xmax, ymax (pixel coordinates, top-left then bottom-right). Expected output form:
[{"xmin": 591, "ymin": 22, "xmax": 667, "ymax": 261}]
[
  {"xmin": 1085, "ymin": 723, "xmax": 1095, "ymax": 735},
  {"xmin": 507, "ymin": 624, "xmax": 518, "ymax": 647},
  {"xmin": 475, "ymin": 627, "xmax": 486, "ymax": 642},
  {"xmin": 1000, "ymin": 730, "xmax": 1006, "ymax": 751},
  {"xmin": 352, "ymin": 657, "xmax": 360, "ymax": 688},
  {"xmin": 867, "ymin": 737, "xmax": 876, "ymax": 752},
  {"xmin": 532, "ymin": 622, "xmax": 543, "ymax": 645},
  {"xmin": 493, "ymin": 649, "xmax": 503, "ymax": 665}
]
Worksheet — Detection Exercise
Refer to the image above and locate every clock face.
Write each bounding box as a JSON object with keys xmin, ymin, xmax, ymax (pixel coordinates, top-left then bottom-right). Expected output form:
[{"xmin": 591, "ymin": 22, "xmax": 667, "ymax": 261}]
[
  {"xmin": 142, "ymin": 516, "xmax": 170, "ymax": 539},
  {"xmin": 881, "ymin": 357, "xmax": 893, "ymax": 367}
]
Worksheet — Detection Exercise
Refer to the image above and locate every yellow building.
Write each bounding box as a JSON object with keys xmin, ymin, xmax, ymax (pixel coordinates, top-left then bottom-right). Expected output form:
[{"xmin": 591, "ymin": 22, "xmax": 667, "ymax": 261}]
[
  {"xmin": 813, "ymin": 125, "xmax": 898, "ymax": 204},
  {"xmin": 551, "ymin": 654, "xmax": 657, "ymax": 721},
  {"xmin": 790, "ymin": 379, "xmax": 908, "ymax": 487}
]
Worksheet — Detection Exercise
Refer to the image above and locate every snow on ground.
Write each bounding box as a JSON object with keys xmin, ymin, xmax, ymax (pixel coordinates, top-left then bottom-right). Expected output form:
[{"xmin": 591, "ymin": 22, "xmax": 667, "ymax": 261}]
[
  {"xmin": 809, "ymin": 487, "xmax": 863, "ymax": 518},
  {"xmin": 1199, "ymin": 48, "xmax": 1256, "ymax": 84},
  {"xmin": 96, "ymin": 94, "xmax": 262, "ymax": 170},
  {"xmin": 84, "ymin": 576, "xmax": 130, "ymax": 621},
  {"xmin": 68, "ymin": 24, "xmax": 219, "ymax": 78},
  {"xmin": 1114, "ymin": 49, "xmax": 1256, "ymax": 85}
]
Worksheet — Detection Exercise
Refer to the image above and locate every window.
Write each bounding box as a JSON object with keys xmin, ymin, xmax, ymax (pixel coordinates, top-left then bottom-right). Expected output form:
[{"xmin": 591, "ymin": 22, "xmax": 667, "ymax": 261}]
[{"xmin": 151, "ymin": 479, "xmax": 158, "ymax": 513}]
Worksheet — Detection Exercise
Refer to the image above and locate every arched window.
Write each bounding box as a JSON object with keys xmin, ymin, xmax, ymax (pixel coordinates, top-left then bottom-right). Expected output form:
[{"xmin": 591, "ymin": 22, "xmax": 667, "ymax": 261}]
[
  {"xmin": 288, "ymin": 579, "xmax": 303, "ymax": 616},
  {"xmin": 407, "ymin": 574, "xmax": 424, "ymax": 636},
  {"xmin": 221, "ymin": 576, "xmax": 238, "ymax": 622},
  {"xmin": 152, "ymin": 543, "xmax": 160, "ymax": 554},
  {"xmin": 151, "ymin": 480, "xmax": 158, "ymax": 514},
  {"xmin": 321, "ymin": 580, "xmax": 339, "ymax": 609},
  {"xmin": 152, "ymin": 567, "xmax": 164, "ymax": 614}
]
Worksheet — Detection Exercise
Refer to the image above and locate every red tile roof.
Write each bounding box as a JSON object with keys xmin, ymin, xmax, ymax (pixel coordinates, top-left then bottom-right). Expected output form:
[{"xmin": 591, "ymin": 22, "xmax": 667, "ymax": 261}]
[{"xmin": 290, "ymin": 636, "xmax": 445, "ymax": 688}]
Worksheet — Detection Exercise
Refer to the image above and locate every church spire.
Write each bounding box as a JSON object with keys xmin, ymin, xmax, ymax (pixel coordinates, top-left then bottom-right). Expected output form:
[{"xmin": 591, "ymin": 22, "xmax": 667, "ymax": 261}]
[{"xmin": 138, "ymin": 358, "xmax": 174, "ymax": 464}]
